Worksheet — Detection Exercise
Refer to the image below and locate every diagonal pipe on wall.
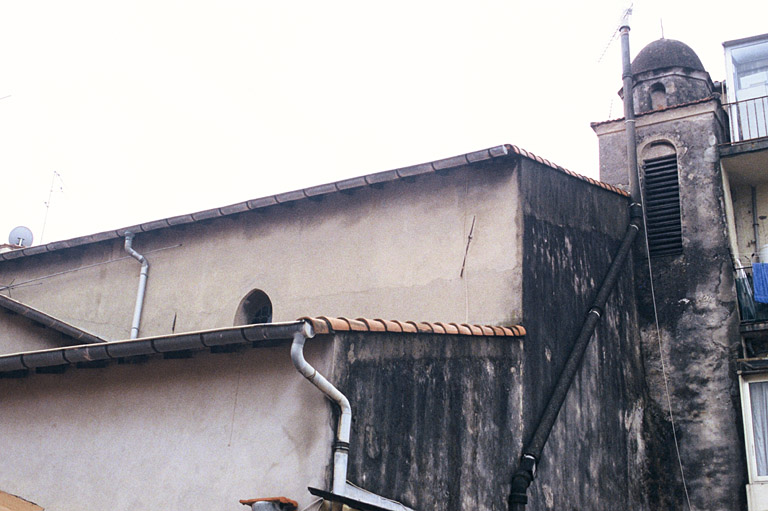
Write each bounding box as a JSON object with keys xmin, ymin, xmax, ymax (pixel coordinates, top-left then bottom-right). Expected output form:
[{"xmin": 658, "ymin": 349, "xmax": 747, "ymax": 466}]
[{"xmin": 507, "ymin": 204, "xmax": 643, "ymax": 510}]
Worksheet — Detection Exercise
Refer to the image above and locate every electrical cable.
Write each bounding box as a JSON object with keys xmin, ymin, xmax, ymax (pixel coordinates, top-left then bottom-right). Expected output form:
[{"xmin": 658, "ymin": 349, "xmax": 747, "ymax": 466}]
[
  {"xmin": 0, "ymin": 243, "xmax": 182, "ymax": 292},
  {"xmin": 638, "ymin": 180, "xmax": 694, "ymax": 511}
]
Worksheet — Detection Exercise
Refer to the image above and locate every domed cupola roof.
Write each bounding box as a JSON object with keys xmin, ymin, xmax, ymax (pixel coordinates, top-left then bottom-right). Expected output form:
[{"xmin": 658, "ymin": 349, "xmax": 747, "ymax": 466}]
[{"xmin": 631, "ymin": 39, "xmax": 705, "ymax": 75}]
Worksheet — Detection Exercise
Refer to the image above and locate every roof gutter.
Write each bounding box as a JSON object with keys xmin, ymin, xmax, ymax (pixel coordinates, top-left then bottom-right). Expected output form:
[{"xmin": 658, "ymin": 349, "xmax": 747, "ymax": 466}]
[{"xmin": 0, "ymin": 321, "xmax": 307, "ymax": 375}]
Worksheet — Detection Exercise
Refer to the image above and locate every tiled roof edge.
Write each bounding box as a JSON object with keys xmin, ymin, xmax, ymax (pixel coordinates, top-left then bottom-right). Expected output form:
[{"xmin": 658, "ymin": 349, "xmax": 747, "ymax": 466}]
[
  {"xmin": 589, "ymin": 95, "xmax": 721, "ymax": 128},
  {"xmin": 301, "ymin": 316, "xmax": 526, "ymax": 338},
  {"xmin": 0, "ymin": 143, "xmax": 624, "ymax": 262},
  {"xmin": 0, "ymin": 293, "xmax": 106, "ymax": 345},
  {"xmin": 505, "ymin": 144, "xmax": 629, "ymax": 197}
]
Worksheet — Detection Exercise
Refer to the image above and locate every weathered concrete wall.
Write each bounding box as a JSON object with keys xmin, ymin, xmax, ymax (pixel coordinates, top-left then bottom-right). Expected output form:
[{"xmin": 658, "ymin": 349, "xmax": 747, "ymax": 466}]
[
  {"xmin": 631, "ymin": 69, "xmax": 712, "ymax": 115},
  {"xmin": 0, "ymin": 339, "xmax": 335, "ymax": 511},
  {"xmin": 518, "ymin": 159, "xmax": 651, "ymax": 510},
  {"xmin": 594, "ymin": 101, "xmax": 745, "ymax": 510},
  {"xmin": 0, "ymin": 161, "xmax": 522, "ymax": 346},
  {"xmin": 334, "ymin": 331, "xmax": 524, "ymax": 510}
]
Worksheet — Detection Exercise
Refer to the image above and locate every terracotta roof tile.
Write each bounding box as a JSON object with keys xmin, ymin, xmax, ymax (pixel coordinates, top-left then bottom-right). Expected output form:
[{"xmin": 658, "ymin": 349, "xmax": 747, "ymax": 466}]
[
  {"xmin": 300, "ymin": 316, "xmax": 524, "ymax": 338},
  {"xmin": 357, "ymin": 317, "xmax": 387, "ymax": 332},
  {"xmin": 339, "ymin": 317, "xmax": 368, "ymax": 331},
  {"xmin": 318, "ymin": 316, "xmax": 349, "ymax": 331},
  {"xmin": 436, "ymin": 322, "xmax": 459, "ymax": 335},
  {"xmin": 377, "ymin": 318, "xmax": 403, "ymax": 333},
  {"xmin": 466, "ymin": 324, "xmax": 484, "ymax": 335},
  {"xmin": 480, "ymin": 325, "xmax": 495, "ymax": 336},
  {"xmin": 505, "ymin": 144, "xmax": 629, "ymax": 197},
  {"xmin": 452, "ymin": 323, "xmax": 472, "ymax": 335},
  {"xmin": 431, "ymin": 323, "xmax": 447, "ymax": 334},
  {"xmin": 298, "ymin": 316, "xmax": 330, "ymax": 335},
  {"xmin": 393, "ymin": 320, "xmax": 418, "ymax": 333}
]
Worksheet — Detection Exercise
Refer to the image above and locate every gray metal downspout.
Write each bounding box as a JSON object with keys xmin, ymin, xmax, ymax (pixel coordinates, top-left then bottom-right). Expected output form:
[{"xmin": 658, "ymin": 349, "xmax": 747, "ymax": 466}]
[
  {"xmin": 124, "ymin": 232, "xmax": 149, "ymax": 339},
  {"xmin": 620, "ymin": 21, "xmax": 642, "ymax": 206},
  {"xmin": 290, "ymin": 324, "xmax": 352, "ymax": 495},
  {"xmin": 291, "ymin": 326, "xmax": 414, "ymax": 511},
  {"xmin": 753, "ymin": 186, "xmax": 760, "ymax": 258},
  {"xmin": 508, "ymin": 18, "xmax": 644, "ymax": 510}
]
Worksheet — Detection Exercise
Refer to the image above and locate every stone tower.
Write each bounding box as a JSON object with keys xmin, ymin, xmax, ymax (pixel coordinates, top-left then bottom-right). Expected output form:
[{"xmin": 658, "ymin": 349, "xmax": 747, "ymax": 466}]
[{"xmin": 592, "ymin": 39, "xmax": 744, "ymax": 510}]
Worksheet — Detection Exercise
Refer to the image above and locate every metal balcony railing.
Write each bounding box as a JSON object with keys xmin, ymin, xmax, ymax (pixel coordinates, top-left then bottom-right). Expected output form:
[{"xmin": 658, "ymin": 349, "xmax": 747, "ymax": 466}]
[{"xmin": 726, "ymin": 95, "xmax": 768, "ymax": 143}]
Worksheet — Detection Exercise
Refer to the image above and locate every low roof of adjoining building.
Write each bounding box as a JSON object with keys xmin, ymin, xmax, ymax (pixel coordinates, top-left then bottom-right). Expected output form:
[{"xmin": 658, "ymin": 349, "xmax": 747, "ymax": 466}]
[
  {"xmin": 0, "ymin": 316, "xmax": 525, "ymax": 377},
  {"xmin": 0, "ymin": 144, "xmax": 626, "ymax": 264},
  {"xmin": 0, "ymin": 293, "xmax": 106, "ymax": 345}
]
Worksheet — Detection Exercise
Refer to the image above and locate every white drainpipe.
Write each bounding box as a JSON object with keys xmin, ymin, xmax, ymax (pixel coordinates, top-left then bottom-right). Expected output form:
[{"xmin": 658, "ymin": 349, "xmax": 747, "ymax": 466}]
[
  {"xmin": 124, "ymin": 232, "xmax": 149, "ymax": 339},
  {"xmin": 290, "ymin": 324, "xmax": 351, "ymax": 496}
]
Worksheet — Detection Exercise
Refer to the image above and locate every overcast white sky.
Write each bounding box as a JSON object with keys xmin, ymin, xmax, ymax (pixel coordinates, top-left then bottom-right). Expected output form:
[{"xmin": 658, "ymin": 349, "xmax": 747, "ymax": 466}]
[{"xmin": 1, "ymin": 1, "xmax": 766, "ymax": 244}]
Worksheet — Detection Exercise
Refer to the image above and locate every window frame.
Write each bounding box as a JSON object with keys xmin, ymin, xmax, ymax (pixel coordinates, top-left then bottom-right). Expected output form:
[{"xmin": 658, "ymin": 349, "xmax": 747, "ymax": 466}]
[{"xmin": 741, "ymin": 374, "xmax": 768, "ymax": 483}]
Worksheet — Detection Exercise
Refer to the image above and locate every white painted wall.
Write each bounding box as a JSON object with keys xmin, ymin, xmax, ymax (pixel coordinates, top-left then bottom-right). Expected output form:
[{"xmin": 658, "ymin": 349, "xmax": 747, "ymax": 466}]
[
  {"xmin": 0, "ymin": 164, "xmax": 522, "ymax": 343},
  {"xmin": 0, "ymin": 339, "xmax": 335, "ymax": 511}
]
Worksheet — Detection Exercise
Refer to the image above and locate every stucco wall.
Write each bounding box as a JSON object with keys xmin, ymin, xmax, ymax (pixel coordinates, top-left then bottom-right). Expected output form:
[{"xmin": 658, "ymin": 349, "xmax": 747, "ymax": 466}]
[
  {"xmin": 0, "ymin": 339, "xmax": 335, "ymax": 511},
  {"xmin": 0, "ymin": 311, "xmax": 82, "ymax": 354},
  {"xmin": 0, "ymin": 161, "xmax": 522, "ymax": 344}
]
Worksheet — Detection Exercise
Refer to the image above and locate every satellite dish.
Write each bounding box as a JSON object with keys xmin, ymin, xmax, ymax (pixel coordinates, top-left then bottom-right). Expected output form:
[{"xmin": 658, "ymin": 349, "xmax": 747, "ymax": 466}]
[{"xmin": 9, "ymin": 226, "xmax": 33, "ymax": 247}]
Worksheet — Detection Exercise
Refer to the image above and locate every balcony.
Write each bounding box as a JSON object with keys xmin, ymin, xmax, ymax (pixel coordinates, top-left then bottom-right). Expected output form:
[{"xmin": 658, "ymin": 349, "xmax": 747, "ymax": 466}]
[{"xmin": 727, "ymin": 95, "xmax": 768, "ymax": 143}]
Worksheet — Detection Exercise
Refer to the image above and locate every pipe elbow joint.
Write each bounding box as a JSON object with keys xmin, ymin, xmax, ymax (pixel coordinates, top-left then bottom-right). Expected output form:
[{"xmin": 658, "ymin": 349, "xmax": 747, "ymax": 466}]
[
  {"xmin": 508, "ymin": 454, "xmax": 536, "ymax": 506},
  {"xmin": 508, "ymin": 472, "xmax": 532, "ymax": 505}
]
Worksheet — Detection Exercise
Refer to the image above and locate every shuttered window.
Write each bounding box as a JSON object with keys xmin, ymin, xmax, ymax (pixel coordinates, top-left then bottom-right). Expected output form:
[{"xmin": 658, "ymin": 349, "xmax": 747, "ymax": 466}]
[{"xmin": 643, "ymin": 154, "xmax": 683, "ymax": 256}]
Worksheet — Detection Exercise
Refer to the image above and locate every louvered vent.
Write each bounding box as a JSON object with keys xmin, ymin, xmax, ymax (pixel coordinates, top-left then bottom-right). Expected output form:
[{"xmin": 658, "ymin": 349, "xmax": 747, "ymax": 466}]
[{"xmin": 643, "ymin": 154, "xmax": 683, "ymax": 257}]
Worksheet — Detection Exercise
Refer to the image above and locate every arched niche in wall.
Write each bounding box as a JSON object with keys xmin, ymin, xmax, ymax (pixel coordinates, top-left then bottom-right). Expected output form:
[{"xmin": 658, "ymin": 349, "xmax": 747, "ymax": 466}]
[
  {"xmin": 650, "ymin": 82, "xmax": 667, "ymax": 110},
  {"xmin": 640, "ymin": 141, "xmax": 683, "ymax": 257},
  {"xmin": 234, "ymin": 289, "xmax": 273, "ymax": 325}
]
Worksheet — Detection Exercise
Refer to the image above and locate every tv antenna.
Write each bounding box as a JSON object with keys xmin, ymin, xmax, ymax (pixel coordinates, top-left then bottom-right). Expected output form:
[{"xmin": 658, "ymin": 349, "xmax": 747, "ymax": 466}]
[
  {"xmin": 40, "ymin": 170, "xmax": 65, "ymax": 244},
  {"xmin": 597, "ymin": 2, "xmax": 634, "ymax": 64}
]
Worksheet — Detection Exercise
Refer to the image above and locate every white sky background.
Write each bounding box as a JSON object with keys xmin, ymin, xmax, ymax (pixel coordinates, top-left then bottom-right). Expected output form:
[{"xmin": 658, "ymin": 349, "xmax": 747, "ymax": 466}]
[{"xmin": 0, "ymin": 1, "xmax": 766, "ymax": 245}]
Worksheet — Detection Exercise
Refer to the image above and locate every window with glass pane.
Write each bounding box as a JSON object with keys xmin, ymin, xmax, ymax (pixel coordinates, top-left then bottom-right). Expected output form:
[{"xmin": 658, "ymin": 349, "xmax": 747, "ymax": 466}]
[{"xmin": 751, "ymin": 381, "xmax": 768, "ymax": 476}]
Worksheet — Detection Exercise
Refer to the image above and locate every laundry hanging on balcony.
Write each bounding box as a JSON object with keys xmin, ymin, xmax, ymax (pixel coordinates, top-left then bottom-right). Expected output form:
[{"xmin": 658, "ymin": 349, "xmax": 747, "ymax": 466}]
[{"xmin": 754, "ymin": 263, "xmax": 768, "ymax": 303}]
